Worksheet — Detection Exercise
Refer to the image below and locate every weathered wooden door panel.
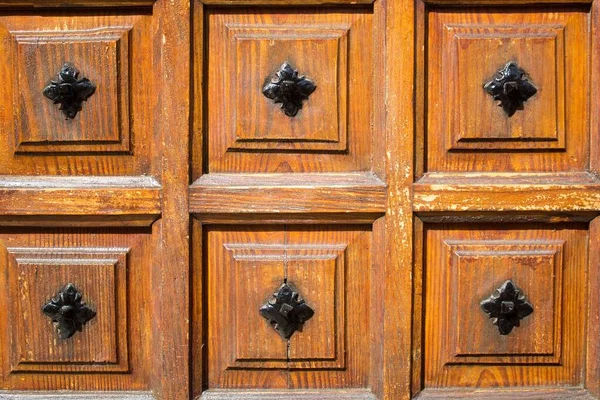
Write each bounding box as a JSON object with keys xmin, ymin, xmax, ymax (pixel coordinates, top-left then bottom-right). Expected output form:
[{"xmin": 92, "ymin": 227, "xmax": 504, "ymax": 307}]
[{"xmin": 0, "ymin": 0, "xmax": 599, "ymax": 399}]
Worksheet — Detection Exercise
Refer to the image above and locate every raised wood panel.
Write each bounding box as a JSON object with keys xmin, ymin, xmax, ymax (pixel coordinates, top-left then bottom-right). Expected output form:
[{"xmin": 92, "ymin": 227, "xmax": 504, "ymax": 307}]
[
  {"xmin": 0, "ymin": 228, "xmax": 153, "ymax": 391},
  {"xmin": 201, "ymin": 6, "xmax": 375, "ymax": 174},
  {"xmin": 0, "ymin": 13, "xmax": 155, "ymax": 175},
  {"xmin": 7, "ymin": 247, "xmax": 129, "ymax": 373},
  {"xmin": 443, "ymin": 240, "xmax": 563, "ymax": 364},
  {"xmin": 13, "ymin": 27, "xmax": 131, "ymax": 153},
  {"xmin": 228, "ymin": 25, "xmax": 348, "ymax": 152},
  {"xmin": 444, "ymin": 24, "xmax": 565, "ymax": 151},
  {"xmin": 201, "ymin": 225, "xmax": 372, "ymax": 391},
  {"xmin": 426, "ymin": 8, "xmax": 589, "ymax": 172},
  {"xmin": 424, "ymin": 224, "xmax": 587, "ymax": 388}
]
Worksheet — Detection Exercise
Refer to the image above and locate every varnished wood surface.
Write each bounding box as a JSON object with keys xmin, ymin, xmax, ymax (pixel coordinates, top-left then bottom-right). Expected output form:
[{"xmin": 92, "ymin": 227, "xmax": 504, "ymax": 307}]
[
  {"xmin": 414, "ymin": 172, "xmax": 600, "ymax": 212},
  {"xmin": 199, "ymin": 389, "xmax": 377, "ymax": 399},
  {"xmin": 190, "ymin": 173, "xmax": 386, "ymax": 215},
  {"xmin": 0, "ymin": 0, "xmax": 155, "ymax": 6},
  {"xmin": 415, "ymin": 388, "xmax": 596, "ymax": 399},
  {"xmin": 0, "ymin": 393, "xmax": 155, "ymax": 400},
  {"xmin": 201, "ymin": 0, "xmax": 374, "ymax": 4},
  {"xmin": 0, "ymin": 176, "xmax": 160, "ymax": 224}
]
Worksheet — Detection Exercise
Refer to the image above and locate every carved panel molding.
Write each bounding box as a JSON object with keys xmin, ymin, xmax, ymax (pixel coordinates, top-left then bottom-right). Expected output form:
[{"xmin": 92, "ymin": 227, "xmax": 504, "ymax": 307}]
[{"xmin": 7, "ymin": 247, "xmax": 130, "ymax": 373}]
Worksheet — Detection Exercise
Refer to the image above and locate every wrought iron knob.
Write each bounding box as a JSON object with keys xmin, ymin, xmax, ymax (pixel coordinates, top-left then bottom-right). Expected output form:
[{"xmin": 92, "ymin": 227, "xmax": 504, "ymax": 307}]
[
  {"xmin": 43, "ymin": 63, "xmax": 96, "ymax": 119},
  {"xmin": 480, "ymin": 279, "xmax": 533, "ymax": 335},
  {"xmin": 259, "ymin": 282, "xmax": 314, "ymax": 339},
  {"xmin": 42, "ymin": 283, "xmax": 96, "ymax": 339},
  {"xmin": 484, "ymin": 61, "xmax": 537, "ymax": 117},
  {"xmin": 262, "ymin": 62, "xmax": 316, "ymax": 118}
]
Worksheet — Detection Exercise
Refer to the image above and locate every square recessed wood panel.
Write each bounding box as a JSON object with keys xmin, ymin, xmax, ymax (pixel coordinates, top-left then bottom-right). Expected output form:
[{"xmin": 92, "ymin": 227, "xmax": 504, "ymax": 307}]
[
  {"xmin": 13, "ymin": 27, "xmax": 130, "ymax": 153},
  {"xmin": 230, "ymin": 25, "xmax": 348, "ymax": 152},
  {"xmin": 0, "ymin": 229, "xmax": 153, "ymax": 391},
  {"xmin": 0, "ymin": 13, "xmax": 156, "ymax": 175},
  {"xmin": 426, "ymin": 9, "xmax": 589, "ymax": 172},
  {"xmin": 7, "ymin": 247, "xmax": 129, "ymax": 373},
  {"xmin": 204, "ymin": 8, "xmax": 374, "ymax": 173},
  {"xmin": 445, "ymin": 240, "xmax": 563, "ymax": 364},
  {"xmin": 424, "ymin": 224, "xmax": 587, "ymax": 388},
  {"xmin": 204, "ymin": 225, "xmax": 371, "ymax": 389}
]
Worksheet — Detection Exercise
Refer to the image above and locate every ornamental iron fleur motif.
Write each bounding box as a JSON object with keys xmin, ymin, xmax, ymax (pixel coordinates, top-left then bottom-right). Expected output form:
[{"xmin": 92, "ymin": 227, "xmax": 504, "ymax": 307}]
[
  {"xmin": 259, "ymin": 283, "xmax": 315, "ymax": 339},
  {"xmin": 483, "ymin": 61, "xmax": 537, "ymax": 117},
  {"xmin": 480, "ymin": 279, "xmax": 534, "ymax": 335},
  {"xmin": 42, "ymin": 283, "xmax": 96, "ymax": 339},
  {"xmin": 262, "ymin": 61, "xmax": 317, "ymax": 118},
  {"xmin": 43, "ymin": 63, "xmax": 96, "ymax": 119}
]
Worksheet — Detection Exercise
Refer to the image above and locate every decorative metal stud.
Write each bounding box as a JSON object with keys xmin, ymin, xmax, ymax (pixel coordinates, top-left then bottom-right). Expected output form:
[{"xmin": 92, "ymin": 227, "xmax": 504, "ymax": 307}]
[
  {"xmin": 259, "ymin": 283, "xmax": 315, "ymax": 339},
  {"xmin": 42, "ymin": 283, "xmax": 96, "ymax": 339},
  {"xmin": 484, "ymin": 61, "xmax": 537, "ymax": 117},
  {"xmin": 43, "ymin": 63, "xmax": 96, "ymax": 119},
  {"xmin": 262, "ymin": 61, "xmax": 316, "ymax": 117},
  {"xmin": 480, "ymin": 280, "xmax": 534, "ymax": 335}
]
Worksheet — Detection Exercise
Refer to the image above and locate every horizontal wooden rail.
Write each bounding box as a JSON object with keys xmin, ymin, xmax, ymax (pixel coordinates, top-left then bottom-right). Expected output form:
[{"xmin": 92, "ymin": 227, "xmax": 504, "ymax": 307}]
[
  {"xmin": 200, "ymin": 0, "xmax": 373, "ymax": 5},
  {"xmin": 414, "ymin": 172, "xmax": 600, "ymax": 214},
  {"xmin": 190, "ymin": 173, "xmax": 386, "ymax": 217},
  {"xmin": 0, "ymin": 176, "xmax": 161, "ymax": 227},
  {"xmin": 0, "ymin": 0, "xmax": 155, "ymax": 7}
]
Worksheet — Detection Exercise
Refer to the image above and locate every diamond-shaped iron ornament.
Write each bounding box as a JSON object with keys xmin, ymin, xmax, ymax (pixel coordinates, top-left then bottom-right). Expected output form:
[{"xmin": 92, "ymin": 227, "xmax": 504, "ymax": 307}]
[
  {"xmin": 262, "ymin": 61, "xmax": 317, "ymax": 118},
  {"xmin": 484, "ymin": 61, "xmax": 537, "ymax": 117},
  {"xmin": 259, "ymin": 283, "xmax": 315, "ymax": 339},
  {"xmin": 42, "ymin": 283, "xmax": 96, "ymax": 339},
  {"xmin": 43, "ymin": 63, "xmax": 96, "ymax": 119},
  {"xmin": 480, "ymin": 280, "xmax": 534, "ymax": 335}
]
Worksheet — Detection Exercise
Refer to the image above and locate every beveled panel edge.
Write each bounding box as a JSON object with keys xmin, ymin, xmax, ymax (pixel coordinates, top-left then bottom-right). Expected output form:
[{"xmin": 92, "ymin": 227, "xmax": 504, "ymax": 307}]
[
  {"xmin": 190, "ymin": 173, "xmax": 386, "ymax": 215},
  {"xmin": 0, "ymin": 0, "xmax": 155, "ymax": 7},
  {"xmin": 0, "ymin": 392, "xmax": 155, "ymax": 400},
  {"xmin": 414, "ymin": 387, "xmax": 594, "ymax": 399},
  {"xmin": 199, "ymin": 389, "xmax": 377, "ymax": 400},
  {"xmin": 414, "ymin": 172, "xmax": 600, "ymax": 213},
  {"xmin": 200, "ymin": 0, "xmax": 373, "ymax": 4},
  {"xmin": 0, "ymin": 176, "xmax": 161, "ymax": 227},
  {"xmin": 422, "ymin": 0, "xmax": 591, "ymax": 4}
]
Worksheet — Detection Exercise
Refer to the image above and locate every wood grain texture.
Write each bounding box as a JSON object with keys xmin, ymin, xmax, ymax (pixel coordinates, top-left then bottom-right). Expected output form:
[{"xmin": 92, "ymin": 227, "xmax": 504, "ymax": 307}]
[
  {"xmin": 200, "ymin": 0, "xmax": 374, "ymax": 4},
  {"xmin": 424, "ymin": 224, "xmax": 587, "ymax": 388},
  {"xmin": 0, "ymin": 228, "xmax": 154, "ymax": 391},
  {"xmin": 0, "ymin": 393, "xmax": 155, "ymax": 400},
  {"xmin": 199, "ymin": 389, "xmax": 377, "ymax": 399},
  {"xmin": 414, "ymin": 172, "xmax": 600, "ymax": 213},
  {"xmin": 0, "ymin": 1, "xmax": 155, "ymax": 6},
  {"xmin": 0, "ymin": 176, "xmax": 160, "ymax": 226},
  {"xmin": 382, "ymin": 0, "xmax": 413, "ymax": 398},
  {"xmin": 0, "ymin": 13, "xmax": 156, "ymax": 175},
  {"xmin": 7, "ymin": 247, "xmax": 130, "ymax": 373},
  {"xmin": 199, "ymin": 6, "xmax": 377, "ymax": 175},
  {"xmin": 202, "ymin": 225, "xmax": 372, "ymax": 391},
  {"xmin": 415, "ymin": 387, "xmax": 596, "ymax": 399},
  {"xmin": 148, "ymin": 0, "xmax": 190, "ymax": 399},
  {"xmin": 425, "ymin": 7, "xmax": 590, "ymax": 173},
  {"xmin": 189, "ymin": 173, "xmax": 386, "ymax": 215}
]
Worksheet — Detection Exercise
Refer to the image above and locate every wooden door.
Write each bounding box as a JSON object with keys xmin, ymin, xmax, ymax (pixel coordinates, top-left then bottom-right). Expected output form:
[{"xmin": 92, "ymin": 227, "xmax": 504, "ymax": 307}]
[{"xmin": 0, "ymin": 0, "xmax": 599, "ymax": 400}]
